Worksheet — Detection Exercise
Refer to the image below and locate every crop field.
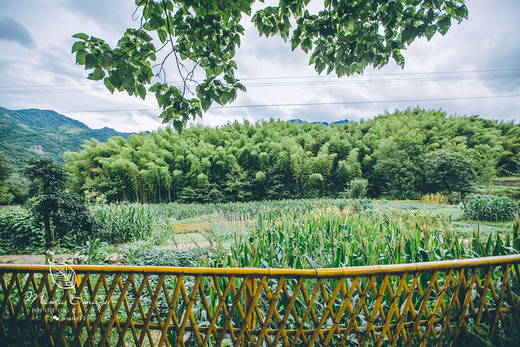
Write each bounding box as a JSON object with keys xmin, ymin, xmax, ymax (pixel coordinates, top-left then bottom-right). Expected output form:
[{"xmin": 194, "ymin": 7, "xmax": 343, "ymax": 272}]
[
  {"xmin": 37, "ymin": 197, "xmax": 519, "ymax": 269},
  {"xmin": 2, "ymin": 197, "xmax": 518, "ymax": 264},
  {"xmin": 1, "ymin": 197, "xmax": 520, "ymax": 345},
  {"xmin": 2, "ymin": 197, "xmax": 520, "ymax": 345}
]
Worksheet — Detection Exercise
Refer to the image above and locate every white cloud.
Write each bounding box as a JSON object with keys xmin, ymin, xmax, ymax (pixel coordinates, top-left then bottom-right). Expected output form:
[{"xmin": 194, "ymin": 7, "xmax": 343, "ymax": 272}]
[{"xmin": 0, "ymin": 0, "xmax": 518, "ymax": 133}]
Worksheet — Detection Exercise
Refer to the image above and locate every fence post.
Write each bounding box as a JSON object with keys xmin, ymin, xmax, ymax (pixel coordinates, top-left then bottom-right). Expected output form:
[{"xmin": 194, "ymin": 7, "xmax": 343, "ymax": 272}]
[
  {"xmin": 243, "ymin": 276, "xmax": 257, "ymax": 346},
  {"xmin": 75, "ymin": 273, "xmax": 82, "ymax": 342}
]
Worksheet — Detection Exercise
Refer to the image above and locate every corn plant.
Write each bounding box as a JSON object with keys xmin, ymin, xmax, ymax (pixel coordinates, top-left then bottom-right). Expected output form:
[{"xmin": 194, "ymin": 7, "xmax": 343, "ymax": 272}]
[
  {"xmin": 212, "ymin": 207, "xmax": 518, "ymax": 270},
  {"xmin": 90, "ymin": 203, "xmax": 159, "ymax": 243},
  {"xmin": 463, "ymin": 194, "xmax": 519, "ymax": 222}
]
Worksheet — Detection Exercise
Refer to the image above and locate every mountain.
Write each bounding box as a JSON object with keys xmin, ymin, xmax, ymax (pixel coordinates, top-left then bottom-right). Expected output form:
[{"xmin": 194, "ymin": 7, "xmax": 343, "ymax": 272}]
[
  {"xmin": 0, "ymin": 107, "xmax": 136, "ymax": 167},
  {"xmin": 290, "ymin": 118, "xmax": 349, "ymax": 125}
]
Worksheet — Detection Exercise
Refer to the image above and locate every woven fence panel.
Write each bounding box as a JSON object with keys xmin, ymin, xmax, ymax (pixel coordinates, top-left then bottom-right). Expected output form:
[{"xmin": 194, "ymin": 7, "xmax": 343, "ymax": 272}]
[{"xmin": 1, "ymin": 255, "xmax": 519, "ymax": 346}]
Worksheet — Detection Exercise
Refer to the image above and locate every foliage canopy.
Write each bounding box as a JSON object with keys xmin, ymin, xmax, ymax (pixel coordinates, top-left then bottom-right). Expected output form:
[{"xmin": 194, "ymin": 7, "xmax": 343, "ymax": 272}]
[
  {"xmin": 22, "ymin": 159, "xmax": 98, "ymax": 254},
  {"xmin": 72, "ymin": 0, "xmax": 467, "ymax": 130},
  {"xmin": 66, "ymin": 108, "xmax": 520, "ymax": 203}
]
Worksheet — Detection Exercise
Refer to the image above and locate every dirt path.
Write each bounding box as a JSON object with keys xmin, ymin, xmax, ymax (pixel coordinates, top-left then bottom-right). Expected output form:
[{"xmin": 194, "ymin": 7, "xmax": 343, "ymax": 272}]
[
  {"xmin": 0, "ymin": 253, "xmax": 74, "ymax": 265},
  {"xmin": 0, "ymin": 242, "xmax": 212, "ymax": 265}
]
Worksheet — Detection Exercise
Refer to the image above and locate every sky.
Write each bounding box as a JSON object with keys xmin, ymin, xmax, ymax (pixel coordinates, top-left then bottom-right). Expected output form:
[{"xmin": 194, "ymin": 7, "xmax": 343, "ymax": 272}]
[{"xmin": 0, "ymin": 0, "xmax": 519, "ymax": 133}]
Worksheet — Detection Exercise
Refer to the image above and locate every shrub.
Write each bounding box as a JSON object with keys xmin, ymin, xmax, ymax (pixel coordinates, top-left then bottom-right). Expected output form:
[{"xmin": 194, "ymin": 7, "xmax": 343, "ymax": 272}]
[
  {"xmin": 0, "ymin": 208, "xmax": 44, "ymax": 255},
  {"xmin": 0, "ymin": 206, "xmax": 97, "ymax": 255},
  {"xmin": 347, "ymin": 178, "xmax": 368, "ymax": 199},
  {"xmin": 463, "ymin": 195, "xmax": 519, "ymax": 222}
]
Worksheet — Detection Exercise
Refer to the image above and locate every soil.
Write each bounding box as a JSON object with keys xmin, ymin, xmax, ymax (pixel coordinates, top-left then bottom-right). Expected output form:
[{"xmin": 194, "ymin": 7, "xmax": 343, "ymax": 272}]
[
  {"xmin": 0, "ymin": 253, "xmax": 74, "ymax": 265},
  {"xmin": 0, "ymin": 243, "xmax": 211, "ymax": 265}
]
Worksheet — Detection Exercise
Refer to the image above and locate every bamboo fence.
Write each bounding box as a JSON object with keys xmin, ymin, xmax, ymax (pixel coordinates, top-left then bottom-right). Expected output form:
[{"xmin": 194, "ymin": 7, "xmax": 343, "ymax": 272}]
[{"xmin": 1, "ymin": 255, "xmax": 519, "ymax": 346}]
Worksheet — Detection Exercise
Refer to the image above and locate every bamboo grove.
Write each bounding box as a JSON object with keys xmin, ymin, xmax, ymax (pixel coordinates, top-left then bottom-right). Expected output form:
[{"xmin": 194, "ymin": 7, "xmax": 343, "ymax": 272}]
[{"xmin": 66, "ymin": 108, "xmax": 520, "ymax": 203}]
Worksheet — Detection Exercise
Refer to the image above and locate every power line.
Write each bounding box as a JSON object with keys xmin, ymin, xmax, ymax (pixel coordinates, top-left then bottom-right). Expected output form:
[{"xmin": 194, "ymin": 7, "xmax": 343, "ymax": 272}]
[
  {"xmin": 243, "ymin": 74, "xmax": 520, "ymax": 87},
  {"xmin": 0, "ymin": 68, "xmax": 519, "ymax": 92},
  {"xmin": 216, "ymin": 95, "xmax": 520, "ymax": 109},
  {"xmin": 238, "ymin": 68, "xmax": 520, "ymax": 80},
  {"xmin": 61, "ymin": 94, "xmax": 520, "ymax": 113},
  {"xmin": 0, "ymin": 74, "xmax": 518, "ymax": 94}
]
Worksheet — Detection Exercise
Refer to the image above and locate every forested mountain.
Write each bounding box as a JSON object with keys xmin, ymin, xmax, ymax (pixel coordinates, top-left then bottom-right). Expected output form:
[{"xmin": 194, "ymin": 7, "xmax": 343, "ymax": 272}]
[
  {"xmin": 0, "ymin": 107, "xmax": 134, "ymax": 167},
  {"xmin": 66, "ymin": 108, "xmax": 520, "ymax": 203}
]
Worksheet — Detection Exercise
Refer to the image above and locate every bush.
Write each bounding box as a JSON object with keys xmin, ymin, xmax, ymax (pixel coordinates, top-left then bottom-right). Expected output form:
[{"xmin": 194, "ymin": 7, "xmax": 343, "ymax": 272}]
[
  {"xmin": 0, "ymin": 206, "xmax": 98, "ymax": 255},
  {"xmin": 347, "ymin": 179, "xmax": 368, "ymax": 199},
  {"xmin": 463, "ymin": 195, "xmax": 519, "ymax": 222},
  {"xmin": 0, "ymin": 208, "xmax": 44, "ymax": 255}
]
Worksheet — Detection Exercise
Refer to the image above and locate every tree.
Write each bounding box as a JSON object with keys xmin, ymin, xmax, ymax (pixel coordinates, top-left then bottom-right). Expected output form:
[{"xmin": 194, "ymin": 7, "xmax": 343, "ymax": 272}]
[
  {"xmin": 422, "ymin": 149, "xmax": 476, "ymax": 194},
  {"xmin": 0, "ymin": 151, "xmax": 12, "ymax": 183},
  {"xmin": 373, "ymin": 139, "xmax": 417, "ymax": 199},
  {"xmin": 0, "ymin": 151, "xmax": 14, "ymax": 204},
  {"xmin": 72, "ymin": 0, "xmax": 467, "ymax": 129},
  {"xmin": 224, "ymin": 164, "xmax": 252, "ymax": 201},
  {"xmin": 22, "ymin": 159, "xmax": 98, "ymax": 258},
  {"xmin": 347, "ymin": 178, "xmax": 368, "ymax": 199}
]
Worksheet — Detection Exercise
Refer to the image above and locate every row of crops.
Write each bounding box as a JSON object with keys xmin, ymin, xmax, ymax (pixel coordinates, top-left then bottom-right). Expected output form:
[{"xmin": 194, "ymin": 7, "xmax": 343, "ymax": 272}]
[
  {"xmin": 86, "ymin": 196, "xmax": 520, "ymax": 269},
  {"xmin": 214, "ymin": 207, "xmax": 520, "ymax": 270},
  {"xmin": 1, "ymin": 196, "xmax": 519, "ymax": 263},
  {"xmin": 2, "ymin": 197, "xmax": 520, "ymax": 345},
  {"xmin": 86, "ymin": 198, "xmax": 369, "ymax": 244}
]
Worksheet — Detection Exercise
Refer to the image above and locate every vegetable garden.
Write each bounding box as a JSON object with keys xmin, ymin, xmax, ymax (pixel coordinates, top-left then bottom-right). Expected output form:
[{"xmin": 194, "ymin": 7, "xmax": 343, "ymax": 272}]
[{"xmin": 1, "ymin": 197, "xmax": 520, "ymax": 345}]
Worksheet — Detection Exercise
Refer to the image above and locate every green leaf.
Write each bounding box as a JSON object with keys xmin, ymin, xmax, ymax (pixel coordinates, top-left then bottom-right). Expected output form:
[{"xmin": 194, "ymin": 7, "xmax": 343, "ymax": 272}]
[
  {"xmin": 75, "ymin": 50, "xmax": 87, "ymax": 65},
  {"xmin": 103, "ymin": 77, "xmax": 115, "ymax": 94},
  {"xmin": 291, "ymin": 38, "xmax": 300, "ymax": 51},
  {"xmin": 301, "ymin": 37, "xmax": 312, "ymax": 53},
  {"xmin": 84, "ymin": 54, "xmax": 98, "ymax": 69},
  {"xmin": 173, "ymin": 119, "xmax": 183, "ymax": 133},
  {"xmin": 200, "ymin": 96, "xmax": 211, "ymax": 112},
  {"xmin": 88, "ymin": 67, "xmax": 105, "ymax": 81},
  {"xmin": 109, "ymin": 74, "xmax": 123, "ymax": 89},
  {"xmin": 236, "ymin": 0, "xmax": 252, "ymax": 16},
  {"xmin": 157, "ymin": 28, "xmax": 168, "ymax": 43},
  {"xmin": 220, "ymin": 91, "xmax": 233, "ymax": 105},
  {"xmin": 437, "ymin": 17, "xmax": 451, "ymax": 35},
  {"xmin": 123, "ymin": 76, "xmax": 135, "ymax": 90},
  {"xmin": 71, "ymin": 41, "xmax": 85, "ymax": 53},
  {"xmin": 136, "ymin": 84, "xmax": 147, "ymax": 100},
  {"xmin": 72, "ymin": 33, "xmax": 89, "ymax": 40},
  {"xmin": 424, "ymin": 25, "xmax": 437, "ymax": 41}
]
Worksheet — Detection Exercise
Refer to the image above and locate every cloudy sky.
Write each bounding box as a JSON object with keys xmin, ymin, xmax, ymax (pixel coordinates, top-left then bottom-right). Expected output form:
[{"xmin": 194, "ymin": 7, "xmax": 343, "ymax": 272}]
[{"xmin": 0, "ymin": 0, "xmax": 519, "ymax": 133}]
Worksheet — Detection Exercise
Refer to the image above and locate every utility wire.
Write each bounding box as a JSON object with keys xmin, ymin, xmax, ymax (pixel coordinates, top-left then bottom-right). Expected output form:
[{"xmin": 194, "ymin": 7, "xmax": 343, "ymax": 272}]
[
  {"xmin": 0, "ymin": 68, "xmax": 519, "ymax": 92},
  {"xmin": 0, "ymin": 74, "xmax": 518, "ymax": 94},
  {"xmin": 61, "ymin": 94, "xmax": 520, "ymax": 113},
  {"xmin": 240, "ymin": 68, "xmax": 520, "ymax": 79}
]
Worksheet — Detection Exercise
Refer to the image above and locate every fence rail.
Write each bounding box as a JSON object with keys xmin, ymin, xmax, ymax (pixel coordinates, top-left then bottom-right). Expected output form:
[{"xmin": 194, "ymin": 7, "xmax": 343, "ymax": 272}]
[{"xmin": 1, "ymin": 255, "xmax": 520, "ymax": 346}]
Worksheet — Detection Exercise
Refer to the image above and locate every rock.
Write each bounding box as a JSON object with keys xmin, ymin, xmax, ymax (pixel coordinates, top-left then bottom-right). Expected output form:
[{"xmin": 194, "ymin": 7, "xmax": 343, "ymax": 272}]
[
  {"xmin": 64, "ymin": 252, "xmax": 89, "ymax": 265},
  {"xmin": 105, "ymin": 252, "xmax": 126, "ymax": 264}
]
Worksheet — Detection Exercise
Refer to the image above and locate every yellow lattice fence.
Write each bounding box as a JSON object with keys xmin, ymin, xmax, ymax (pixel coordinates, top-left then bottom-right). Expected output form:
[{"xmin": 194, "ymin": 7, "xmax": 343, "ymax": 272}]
[{"xmin": 1, "ymin": 255, "xmax": 520, "ymax": 346}]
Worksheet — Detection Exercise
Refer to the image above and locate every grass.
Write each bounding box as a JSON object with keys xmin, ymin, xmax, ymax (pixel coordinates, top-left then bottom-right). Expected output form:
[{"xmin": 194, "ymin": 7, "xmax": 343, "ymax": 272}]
[
  {"xmin": 477, "ymin": 177, "xmax": 520, "ymax": 199},
  {"xmin": 374, "ymin": 200, "xmax": 515, "ymax": 238}
]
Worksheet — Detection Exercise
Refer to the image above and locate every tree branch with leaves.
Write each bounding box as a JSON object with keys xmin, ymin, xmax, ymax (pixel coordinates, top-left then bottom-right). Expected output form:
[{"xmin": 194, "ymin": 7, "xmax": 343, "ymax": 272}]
[{"xmin": 72, "ymin": 0, "xmax": 468, "ymax": 131}]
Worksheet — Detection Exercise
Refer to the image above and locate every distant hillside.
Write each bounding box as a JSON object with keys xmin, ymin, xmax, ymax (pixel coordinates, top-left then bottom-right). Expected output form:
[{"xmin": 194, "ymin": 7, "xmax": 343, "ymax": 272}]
[
  {"xmin": 290, "ymin": 118, "xmax": 349, "ymax": 125},
  {"xmin": 0, "ymin": 107, "xmax": 136, "ymax": 167}
]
